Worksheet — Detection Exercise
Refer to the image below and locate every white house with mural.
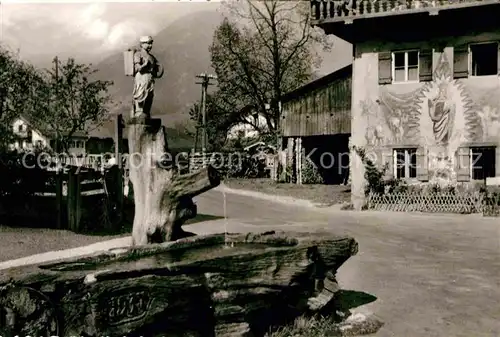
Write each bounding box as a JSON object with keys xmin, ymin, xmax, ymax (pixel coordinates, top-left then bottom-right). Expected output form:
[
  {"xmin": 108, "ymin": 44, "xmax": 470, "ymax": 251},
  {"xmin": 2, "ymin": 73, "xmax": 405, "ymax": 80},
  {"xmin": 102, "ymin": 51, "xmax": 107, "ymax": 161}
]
[{"xmin": 311, "ymin": 0, "xmax": 500, "ymax": 209}]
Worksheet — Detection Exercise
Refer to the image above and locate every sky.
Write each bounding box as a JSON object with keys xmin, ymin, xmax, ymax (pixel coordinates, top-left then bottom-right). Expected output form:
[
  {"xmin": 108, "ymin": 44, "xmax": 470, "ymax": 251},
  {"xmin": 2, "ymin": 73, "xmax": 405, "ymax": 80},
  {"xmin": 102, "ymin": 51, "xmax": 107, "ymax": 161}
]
[
  {"xmin": 0, "ymin": 0, "xmax": 351, "ymax": 73},
  {"xmin": 0, "ymin": 1, "xmax": 222, "ymax": 67}
]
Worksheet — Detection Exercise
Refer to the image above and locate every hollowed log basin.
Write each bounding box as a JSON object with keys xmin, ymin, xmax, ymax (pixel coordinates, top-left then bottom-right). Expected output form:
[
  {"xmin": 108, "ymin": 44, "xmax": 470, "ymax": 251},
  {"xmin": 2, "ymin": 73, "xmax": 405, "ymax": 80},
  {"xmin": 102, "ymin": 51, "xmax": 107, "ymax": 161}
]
[{"xmin": 0, "ymin": 231, "xmax": 358, "ymax": 337}]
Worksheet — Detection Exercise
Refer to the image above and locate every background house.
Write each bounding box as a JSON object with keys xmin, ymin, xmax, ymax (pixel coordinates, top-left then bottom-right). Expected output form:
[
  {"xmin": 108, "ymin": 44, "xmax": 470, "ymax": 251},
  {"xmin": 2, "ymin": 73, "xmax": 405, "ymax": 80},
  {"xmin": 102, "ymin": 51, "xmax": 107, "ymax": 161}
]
[
  {"xmin": 280, "ymin": 65, "xmax": 352, "ymax": 185},
  {"xmin": 227, "ymin": 112, "xmax": 268, "ymax": 140},
  {"xmin": 11, "ymin": 115, "xmax": 50, "ymax": 150},
  {"xmin": 10, "ymin": 115, "xmax": 120, "ymax": 162},
  {"xmin": 311, "ymin": 0, "xmax": 500, "ymax": 209}
]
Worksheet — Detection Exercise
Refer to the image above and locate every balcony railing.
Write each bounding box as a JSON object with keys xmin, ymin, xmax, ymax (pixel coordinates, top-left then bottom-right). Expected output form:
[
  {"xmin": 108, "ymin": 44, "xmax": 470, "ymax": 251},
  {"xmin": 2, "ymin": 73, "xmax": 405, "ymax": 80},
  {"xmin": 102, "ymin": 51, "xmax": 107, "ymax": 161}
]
[{"xmin": 310, "ymin": 0, "xmax": 497, "ymax": 23}]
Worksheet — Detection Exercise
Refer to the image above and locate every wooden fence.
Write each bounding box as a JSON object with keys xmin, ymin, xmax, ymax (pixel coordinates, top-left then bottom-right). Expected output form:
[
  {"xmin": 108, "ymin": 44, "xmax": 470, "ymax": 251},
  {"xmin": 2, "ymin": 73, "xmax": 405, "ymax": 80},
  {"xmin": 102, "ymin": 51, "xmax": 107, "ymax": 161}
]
[
  {"xmin": 188, "ymin": 152, "xmax": 277, "ymax": 178},
  {"xmin": 367, "ymin": 190, "xmax": 500, "ymax": 216},
  {"xmin": 0, "ymin": 166, "xmax": 123, "ymax": 232},
  {"xmin": 47, "ymin": 154, "xmax": 113, "ymax": 171},
  {"xmin": 188, "ymin": 152, "xmax": 244, "ymax": 175}
]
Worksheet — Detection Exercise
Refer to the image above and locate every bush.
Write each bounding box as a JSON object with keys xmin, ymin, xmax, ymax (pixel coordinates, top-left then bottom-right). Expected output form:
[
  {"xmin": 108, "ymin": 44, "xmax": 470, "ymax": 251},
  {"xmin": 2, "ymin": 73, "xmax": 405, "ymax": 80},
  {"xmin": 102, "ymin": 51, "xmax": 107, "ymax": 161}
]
[
  {"xmin": 302, "ymin": 158, "xmax": 323, "ymax": 184},
  {"xmin": 277, "ymin": 162, "xmax": 292, "ymax": 183},
  {"xmin": 352, "ymin": 146, "xmax": 389, "ymax": 196},
  {"xmin": 225, "ymin": 153, "xmax": 268, "ymax": 179},
  {"xmin": 0, "ymin": 148, "xmax": 54, "ymax": 197}
]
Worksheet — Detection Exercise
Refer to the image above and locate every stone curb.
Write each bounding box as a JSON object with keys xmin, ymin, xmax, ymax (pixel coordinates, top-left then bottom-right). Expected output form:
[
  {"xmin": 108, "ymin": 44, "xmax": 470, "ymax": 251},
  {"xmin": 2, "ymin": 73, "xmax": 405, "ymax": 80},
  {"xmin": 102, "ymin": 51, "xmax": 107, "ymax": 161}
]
[
  {"xmin": 0, "ymin": 219, "xmax": 256, "ymax": 271},
  {"xmin": 216, "ymin": 184, "xmax": 495, "ymax": 220},
  {"xmin": 0, "ymin": 236, "xmax": 132, "ymax": 271},
  {"xmin": 216, "ymin": 183, "xmax": 325, "ymax": 209}
]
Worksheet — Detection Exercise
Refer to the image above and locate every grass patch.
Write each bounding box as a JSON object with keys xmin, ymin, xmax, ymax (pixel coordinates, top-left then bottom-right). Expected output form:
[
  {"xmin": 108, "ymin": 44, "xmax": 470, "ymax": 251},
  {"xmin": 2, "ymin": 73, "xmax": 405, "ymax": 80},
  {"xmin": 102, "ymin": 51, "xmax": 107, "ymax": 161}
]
[
  {"xmin": 266, "ymin": 315, "xmax": 342, "ymax": 337},
  {"xmin": 224, "ymin": 178, "xmax": 351, "ymax": 206},
  {"xmin": 0, "ymin": 225, "xmax": 126, "ymax": 263},
  {"xmin": 266, "ymin": 313, "xmax": 383, "ymax": 337}
]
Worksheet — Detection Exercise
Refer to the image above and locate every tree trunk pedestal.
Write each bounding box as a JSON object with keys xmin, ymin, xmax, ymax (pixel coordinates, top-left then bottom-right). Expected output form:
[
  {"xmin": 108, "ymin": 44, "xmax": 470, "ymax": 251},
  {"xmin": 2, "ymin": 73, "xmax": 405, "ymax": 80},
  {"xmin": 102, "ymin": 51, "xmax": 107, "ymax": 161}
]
[{"xmin": 127, "ymin": 117, "xmax": 220, "ymax": 245}]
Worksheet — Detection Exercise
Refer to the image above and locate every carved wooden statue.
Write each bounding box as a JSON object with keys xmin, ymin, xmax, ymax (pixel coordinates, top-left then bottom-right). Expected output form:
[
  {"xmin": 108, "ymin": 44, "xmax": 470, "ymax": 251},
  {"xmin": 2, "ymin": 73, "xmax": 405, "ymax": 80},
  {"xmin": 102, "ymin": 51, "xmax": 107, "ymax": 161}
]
[
  {"xmin": 125, "ymin": 36, "xmax": 220, "ymax": 245},
  {"xmin": 132, "ymin": 35, "xmax": 164, "ymax": 119}
]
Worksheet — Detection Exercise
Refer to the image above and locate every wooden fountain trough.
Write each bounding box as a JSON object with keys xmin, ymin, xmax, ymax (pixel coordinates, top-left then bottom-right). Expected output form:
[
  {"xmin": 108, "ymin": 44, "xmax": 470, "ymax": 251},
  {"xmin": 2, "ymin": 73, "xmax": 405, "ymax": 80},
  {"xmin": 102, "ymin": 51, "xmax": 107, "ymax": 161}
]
[{"xmin": 0, "ymin": 231, "xmax": 358, "ymax": 337}]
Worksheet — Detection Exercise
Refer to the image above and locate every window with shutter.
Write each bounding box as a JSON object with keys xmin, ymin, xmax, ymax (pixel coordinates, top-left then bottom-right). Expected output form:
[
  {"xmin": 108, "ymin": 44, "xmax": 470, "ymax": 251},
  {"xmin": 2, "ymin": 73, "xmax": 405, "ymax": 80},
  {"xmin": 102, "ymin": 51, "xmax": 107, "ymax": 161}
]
[
  {"xmin": 393, "ymin": 148, "xmax": 417, "ymax": 179},
  {"xmin": 456, "ymin": 147, "xmax": 471, "ymax": 182},
  {"xmin": 470, "ymin": 42, "xmax": 498, "ymax": 76},
  {"xmin": 419, "ymin": 50, "xmax": 433, "ymax": 82},
  {"xmin": 391, "ymin": 50, "xmax": 419, "ymax": 83},
  {"xmin": 416, "ymin": 147, "xmax": 429, "ymax": 181},
  {"xmin": 378, "ymin": 52, "xmax": 392, "ymax": 85},
  {"xmin": 471, "ymin": 146, "xmax": 496, "ymax": 180},
  {"xmin": 453, "ymin": 46, "xmax": 469, "ymax": 79}
]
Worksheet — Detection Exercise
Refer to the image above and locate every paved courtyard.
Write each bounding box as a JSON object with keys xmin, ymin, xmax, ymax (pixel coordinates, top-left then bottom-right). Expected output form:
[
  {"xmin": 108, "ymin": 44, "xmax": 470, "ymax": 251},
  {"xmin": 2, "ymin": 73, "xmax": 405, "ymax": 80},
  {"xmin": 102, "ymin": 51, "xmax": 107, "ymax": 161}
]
[
  {"xmin": 1, "ymin": 187, "xmax": 498, "ymax": 337},
  {"xmin": 192, "ymin": 189, "xmax": 500, "ymax": 337}
]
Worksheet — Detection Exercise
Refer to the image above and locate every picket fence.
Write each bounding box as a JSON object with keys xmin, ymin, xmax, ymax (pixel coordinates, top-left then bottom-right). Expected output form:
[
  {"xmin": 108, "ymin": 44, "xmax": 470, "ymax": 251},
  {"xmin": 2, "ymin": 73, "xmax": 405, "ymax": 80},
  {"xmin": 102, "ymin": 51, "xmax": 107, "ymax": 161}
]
[{"xmin": 367, "ymin": 190, "xmax": 500, "ymax": 216}]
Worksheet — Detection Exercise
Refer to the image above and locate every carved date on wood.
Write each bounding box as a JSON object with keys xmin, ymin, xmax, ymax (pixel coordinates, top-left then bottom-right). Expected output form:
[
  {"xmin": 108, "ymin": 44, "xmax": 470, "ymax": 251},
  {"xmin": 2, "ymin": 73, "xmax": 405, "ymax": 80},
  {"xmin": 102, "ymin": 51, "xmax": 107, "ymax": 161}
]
[{"xmin": 98, "ymin": 287, "xmax": 153, "ymax": 327}]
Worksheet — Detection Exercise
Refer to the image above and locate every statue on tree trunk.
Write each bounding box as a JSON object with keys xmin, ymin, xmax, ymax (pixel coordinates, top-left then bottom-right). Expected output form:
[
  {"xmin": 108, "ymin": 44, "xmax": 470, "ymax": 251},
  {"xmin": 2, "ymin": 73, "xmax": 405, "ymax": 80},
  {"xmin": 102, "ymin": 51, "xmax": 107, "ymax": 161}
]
[
  {"xmin": 132, "ymin": 35, "xmax": 164, "ymax": 119},
  {"xmin": 125, "ymin": 36, "xmax": 220, "ymax": 245}
]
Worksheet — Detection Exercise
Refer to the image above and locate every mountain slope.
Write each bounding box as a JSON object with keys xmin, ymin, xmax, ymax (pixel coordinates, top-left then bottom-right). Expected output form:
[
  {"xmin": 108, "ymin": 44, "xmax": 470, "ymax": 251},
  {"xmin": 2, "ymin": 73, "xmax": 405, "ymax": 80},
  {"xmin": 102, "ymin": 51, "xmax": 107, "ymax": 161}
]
[{"xmin": 96, "ymin": 10, "xmax": 224, "ymax": 127}]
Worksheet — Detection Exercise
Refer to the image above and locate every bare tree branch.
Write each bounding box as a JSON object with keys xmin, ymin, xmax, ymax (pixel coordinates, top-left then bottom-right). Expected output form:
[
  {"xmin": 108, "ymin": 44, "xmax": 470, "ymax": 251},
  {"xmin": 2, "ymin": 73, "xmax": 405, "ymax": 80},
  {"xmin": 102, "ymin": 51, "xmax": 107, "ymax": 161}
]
[{"xmin": 210, "ymin": 0, "xmax": 330, "ymax": 139}]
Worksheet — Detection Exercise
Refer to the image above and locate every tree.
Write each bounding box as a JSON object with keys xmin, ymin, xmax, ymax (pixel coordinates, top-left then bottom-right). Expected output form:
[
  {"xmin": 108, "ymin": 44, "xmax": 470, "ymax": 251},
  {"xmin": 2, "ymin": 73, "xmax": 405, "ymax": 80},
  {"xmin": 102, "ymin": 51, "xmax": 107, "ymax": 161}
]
[
  {"xmin": 0, "ymin": 47, "xmax": 48, "ymax": 150},
  {"xmin": 188, "ymin": 91, "xmax": 236, "ymax": 152},
  {"xmin": 30, "ymin": 58, "xmax": 114, "ymax": 152},
  {"xmin": 210, "ymin": 0, "xmax": 331, "ymax": 139}
]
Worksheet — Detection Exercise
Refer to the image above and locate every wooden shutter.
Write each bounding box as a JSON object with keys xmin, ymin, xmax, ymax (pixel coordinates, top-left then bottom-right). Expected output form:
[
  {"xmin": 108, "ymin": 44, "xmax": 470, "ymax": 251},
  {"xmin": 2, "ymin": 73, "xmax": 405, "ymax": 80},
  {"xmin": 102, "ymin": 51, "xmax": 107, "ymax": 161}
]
[
  {"xmin": 496, "ymin": 146, "xmax": 500, "ymax": 177},
  {"xmin": 378, "ymin": 52, "xmax": 392, "ymax": 85},
  {"xmin": 419, "ymin": 50, "xmax": 433, "ymax": 82},
  {"xmin": 497, "ymin": 42, "xmax": 500, "ymax": 75},
  {"xmin": 453, "ymin": 45, "xmax": 469, "ymax": 79},
  {"xmin": 382, "ymin": 148, "xmax": 394, "ymax": 180},
  {"xmin": 416, "ymin": 147, "xmax": 429, "ymax": 181},
  {"xmin": 456, "ymin": 147, "xmax": 471, "ymax": 182}
]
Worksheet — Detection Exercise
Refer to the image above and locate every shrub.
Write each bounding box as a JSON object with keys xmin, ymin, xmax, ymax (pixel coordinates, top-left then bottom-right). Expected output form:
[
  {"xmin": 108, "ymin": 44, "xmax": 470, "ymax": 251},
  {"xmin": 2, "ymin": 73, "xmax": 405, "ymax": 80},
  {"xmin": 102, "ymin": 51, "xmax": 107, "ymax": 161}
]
[
  {"xmin": 277, "ymin": 162, "xmax": 293, "ymax": 183},
  {"xmin": 301, "ymin": 158, "xmax": 323, "ymax": 184},
  {"xmin": 352, "ymin": 146, "xmax": 389, "ymax": 196},
  {"xmin": 224, "ymin": 153, "xmax": 267, "ymax": 179},
  {"xmin": 0, "ymin": 148, "xmax": 53, "ymax": 197},
  {"xmin": 340, "ymin": 202, "xmax": 354, "ymax": 210}
]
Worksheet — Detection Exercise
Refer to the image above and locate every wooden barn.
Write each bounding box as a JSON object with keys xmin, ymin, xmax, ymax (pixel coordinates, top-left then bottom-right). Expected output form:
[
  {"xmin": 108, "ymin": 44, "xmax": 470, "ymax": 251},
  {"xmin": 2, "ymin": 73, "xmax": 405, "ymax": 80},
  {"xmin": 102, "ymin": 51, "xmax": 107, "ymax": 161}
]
[{"xmin": 280, "ymin": 65, "xmax": 352, "ymax": 184}]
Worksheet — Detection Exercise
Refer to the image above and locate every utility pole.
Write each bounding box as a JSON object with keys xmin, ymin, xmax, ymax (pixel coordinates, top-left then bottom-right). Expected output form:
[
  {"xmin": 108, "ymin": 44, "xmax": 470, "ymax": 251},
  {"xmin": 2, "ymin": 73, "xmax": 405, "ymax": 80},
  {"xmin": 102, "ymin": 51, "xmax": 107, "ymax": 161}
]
[
  {"xmin": 53, "ymin": 56, "xmax": 59, "ymax": 83},
  {"xmin": 195, "ymin": 73, "xmax": 217, "ymax": 151},
  {"xmin": 0, "ymin": 87, "xmax": 5, "ymax": 119},
  {"xmin": 53, "ymin": 56, "xmax": 59, "ymax": 153},
  {"xmin": 114, "ymin": 113, "xmax": 125, "ymax": 223}
]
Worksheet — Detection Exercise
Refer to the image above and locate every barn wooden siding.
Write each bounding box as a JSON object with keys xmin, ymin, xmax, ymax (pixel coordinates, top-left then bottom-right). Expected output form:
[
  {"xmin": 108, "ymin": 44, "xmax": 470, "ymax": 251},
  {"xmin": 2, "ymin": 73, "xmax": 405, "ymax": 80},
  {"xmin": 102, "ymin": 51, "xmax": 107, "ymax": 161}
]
[{"xmin": 281, "ymin": 65, "xmax": 352, "ymax": 137}]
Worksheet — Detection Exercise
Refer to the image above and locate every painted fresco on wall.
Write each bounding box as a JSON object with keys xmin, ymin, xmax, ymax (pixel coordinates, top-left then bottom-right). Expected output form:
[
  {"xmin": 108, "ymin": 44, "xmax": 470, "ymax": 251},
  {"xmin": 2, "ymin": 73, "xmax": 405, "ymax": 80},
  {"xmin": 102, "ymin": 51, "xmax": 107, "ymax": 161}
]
[
  {"xmin": 477, "ymin": 106, "xmax": 500, "ymax": 140},
  {"xmin": 362, "ymin": 52, "xmax": 500, "ymax": 182},
  {"xmin": 463, "ymin": 85, "xmax": 500, "ymax": 142}
]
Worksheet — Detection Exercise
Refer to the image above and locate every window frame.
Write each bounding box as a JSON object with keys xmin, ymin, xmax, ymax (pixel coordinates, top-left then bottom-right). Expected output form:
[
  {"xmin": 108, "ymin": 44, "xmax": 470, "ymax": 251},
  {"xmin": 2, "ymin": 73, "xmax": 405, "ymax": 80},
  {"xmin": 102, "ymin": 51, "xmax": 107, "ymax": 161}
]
[
  {"xmin": 393, "ymin": 148, "xmax": 418, "ymax": 179},
  {"xmin": 469, "ymin": 146, "xmax": 496, "ymax": 181},
  {"xmin": 468, "ymin": 41, "xmax": 499, "ymax": 77},
  {"xmin": 391, "ymin": 50, "xmax": 420, "ymax": 84}
]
